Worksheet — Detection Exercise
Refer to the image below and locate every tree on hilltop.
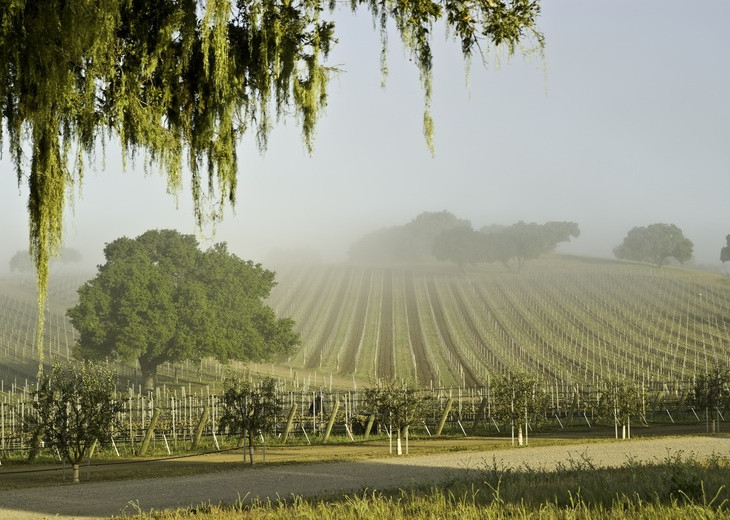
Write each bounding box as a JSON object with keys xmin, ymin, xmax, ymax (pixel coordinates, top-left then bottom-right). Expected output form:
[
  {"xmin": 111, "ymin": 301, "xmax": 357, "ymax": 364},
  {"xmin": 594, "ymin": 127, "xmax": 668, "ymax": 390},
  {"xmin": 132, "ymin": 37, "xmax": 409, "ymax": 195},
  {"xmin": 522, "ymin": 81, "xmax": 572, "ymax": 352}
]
[
  {"xmin": 67, "ymin": 229, "xmax": 299, "ymax": 391},
  {"xmin": 349, "ymin": 211, "xmax": 471, "ymax": 263},
  {"xmin": 721, "ymin": 235, "xmax": 730, "ymax": 263},
  {"xmin": 1, "ymin": 1, "xmax": 544, "ymax": 360},
  {"xmin": 613, "ymin": 223, "xmax": 693, "ymax": 267},
  {"xmin": 434, "ymin": 220, "xmax": 579, "ymax": 270}
]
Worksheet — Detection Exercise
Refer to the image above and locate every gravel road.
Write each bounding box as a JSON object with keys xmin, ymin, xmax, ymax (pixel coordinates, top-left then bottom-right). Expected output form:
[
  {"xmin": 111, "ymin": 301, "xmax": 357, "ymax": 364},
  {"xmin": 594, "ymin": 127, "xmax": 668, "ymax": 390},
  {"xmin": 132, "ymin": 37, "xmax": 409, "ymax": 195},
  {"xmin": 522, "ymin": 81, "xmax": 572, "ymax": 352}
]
[{"xmin": 1, "ymin": 436, "xmax": 728, "ymax": 520}]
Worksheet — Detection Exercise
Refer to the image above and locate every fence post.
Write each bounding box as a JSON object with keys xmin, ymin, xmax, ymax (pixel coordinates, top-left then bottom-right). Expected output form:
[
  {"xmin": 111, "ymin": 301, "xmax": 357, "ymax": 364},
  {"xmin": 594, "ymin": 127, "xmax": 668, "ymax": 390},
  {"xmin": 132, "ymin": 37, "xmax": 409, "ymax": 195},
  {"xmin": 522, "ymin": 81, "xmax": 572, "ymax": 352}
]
[
  {"xmin": 435, "ymin": 398, "xmax": 454, "ymax": 436},
  {"xmin": 472, "ymin": 397, "xmax": 488, "ymax": 429},
  {"xmin": 192, "ymin": 406, "xmax": 209, "ymax": 450},
  {"xmin": 364, "ymin": 413, "xmax": 376, "ymax": 439},
  {"xmin": 323, "ymin": 400, "xmax": 340, "ymax": 443},
  {"xmin": 282, "ymin": 403, "xmax": 298, "ymax": 443},
  {"xmin": 139, "ymin": 409, "xmax": 161, "ymax": 456}
]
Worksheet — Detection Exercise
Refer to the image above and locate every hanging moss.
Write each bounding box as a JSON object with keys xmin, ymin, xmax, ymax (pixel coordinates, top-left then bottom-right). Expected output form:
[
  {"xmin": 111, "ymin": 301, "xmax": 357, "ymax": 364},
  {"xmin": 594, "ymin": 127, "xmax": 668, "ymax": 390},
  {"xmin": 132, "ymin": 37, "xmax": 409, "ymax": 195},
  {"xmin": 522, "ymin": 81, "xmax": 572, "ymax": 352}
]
[{"xmin": 0, "ymin": 0, "xmax": 543, "ymax": 365}]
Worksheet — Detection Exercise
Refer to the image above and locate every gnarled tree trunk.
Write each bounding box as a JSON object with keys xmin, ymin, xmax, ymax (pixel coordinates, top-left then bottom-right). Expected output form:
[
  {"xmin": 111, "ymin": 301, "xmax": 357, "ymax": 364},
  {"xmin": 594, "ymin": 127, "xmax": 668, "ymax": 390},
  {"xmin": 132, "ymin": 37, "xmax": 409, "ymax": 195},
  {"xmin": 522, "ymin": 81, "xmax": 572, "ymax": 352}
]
[{"xmin": 139, "ymin": 359, "xmax": 159, "ymax": 392}]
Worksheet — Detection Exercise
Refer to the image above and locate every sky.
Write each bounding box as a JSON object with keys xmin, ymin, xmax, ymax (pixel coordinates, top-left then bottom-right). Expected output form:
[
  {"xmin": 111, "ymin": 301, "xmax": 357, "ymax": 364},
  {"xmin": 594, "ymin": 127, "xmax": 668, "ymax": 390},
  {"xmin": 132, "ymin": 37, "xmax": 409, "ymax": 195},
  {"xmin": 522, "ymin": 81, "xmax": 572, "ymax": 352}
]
[{"xmin": 2, "ymin": 1, "xmax": 729, "ymax": 269}]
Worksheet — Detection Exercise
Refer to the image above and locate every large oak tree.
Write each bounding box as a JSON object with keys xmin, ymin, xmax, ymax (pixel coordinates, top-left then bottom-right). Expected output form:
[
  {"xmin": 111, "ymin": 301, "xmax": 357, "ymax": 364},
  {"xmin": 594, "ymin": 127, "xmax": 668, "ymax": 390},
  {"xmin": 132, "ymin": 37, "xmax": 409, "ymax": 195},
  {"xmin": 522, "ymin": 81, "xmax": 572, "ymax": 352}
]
[
  {"xmin": 67, "ymin": 229, "xmax": 299, "ymax": 391},
  {"xmin": 613, "ymin": 223, "xmax": 693, "ymax": 267},
  {"xmin": 0, "ymin": 1, "xmax": 543, "ymax": 361}
]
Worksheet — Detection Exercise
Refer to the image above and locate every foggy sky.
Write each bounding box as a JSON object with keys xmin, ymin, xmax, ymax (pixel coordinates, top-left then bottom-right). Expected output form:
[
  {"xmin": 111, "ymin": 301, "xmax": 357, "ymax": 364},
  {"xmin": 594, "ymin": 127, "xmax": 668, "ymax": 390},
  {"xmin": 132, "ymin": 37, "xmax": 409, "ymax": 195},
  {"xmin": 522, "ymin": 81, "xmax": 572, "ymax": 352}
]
[{"xmin": 1, "ymin": 1, "xmax": 729, "ymax": 270}]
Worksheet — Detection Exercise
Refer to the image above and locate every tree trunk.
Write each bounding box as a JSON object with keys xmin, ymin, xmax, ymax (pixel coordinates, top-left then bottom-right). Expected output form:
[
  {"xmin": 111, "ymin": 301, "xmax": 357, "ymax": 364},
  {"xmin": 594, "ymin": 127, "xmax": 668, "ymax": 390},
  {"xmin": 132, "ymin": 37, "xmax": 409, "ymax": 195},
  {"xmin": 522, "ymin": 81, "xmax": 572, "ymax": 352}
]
[
  {"xmin": 72, "ymin": 463, "xmax": 80, "ymax": 484},
  {"xmin": 139, "ymin": 361, "xmax": 158, "ymax": 392},
  {"xmin": 247, "ymin": 431, "xmax": 255, "ymax": 464}
]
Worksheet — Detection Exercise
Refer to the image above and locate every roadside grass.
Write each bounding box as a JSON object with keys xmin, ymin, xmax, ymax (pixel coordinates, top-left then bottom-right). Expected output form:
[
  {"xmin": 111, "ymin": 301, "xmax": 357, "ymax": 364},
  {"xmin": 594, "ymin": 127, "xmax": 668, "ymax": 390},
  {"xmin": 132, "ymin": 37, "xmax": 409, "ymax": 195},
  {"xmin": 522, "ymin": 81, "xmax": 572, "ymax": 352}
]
[{"xmin": 122, "ymin": 451, "xmax": 730, "ymax": 519}]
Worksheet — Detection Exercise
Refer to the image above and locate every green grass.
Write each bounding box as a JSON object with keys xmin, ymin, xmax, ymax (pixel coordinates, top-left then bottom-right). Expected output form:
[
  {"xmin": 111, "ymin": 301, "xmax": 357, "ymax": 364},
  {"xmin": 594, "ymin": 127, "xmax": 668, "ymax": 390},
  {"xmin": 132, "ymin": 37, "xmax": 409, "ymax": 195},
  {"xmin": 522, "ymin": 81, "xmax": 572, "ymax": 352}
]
[{"xmin": 122, "ymin": 451, "xmax": 730, "ymax": 519}]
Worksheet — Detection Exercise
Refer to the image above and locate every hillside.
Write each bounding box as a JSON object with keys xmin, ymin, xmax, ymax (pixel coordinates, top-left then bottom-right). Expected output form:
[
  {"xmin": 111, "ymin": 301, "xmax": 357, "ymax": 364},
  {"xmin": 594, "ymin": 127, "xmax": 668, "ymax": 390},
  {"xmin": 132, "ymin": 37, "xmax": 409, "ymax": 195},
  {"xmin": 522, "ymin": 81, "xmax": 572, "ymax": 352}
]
[{"xmin": 2, "ymin": 256, "xmax": 730, "ymax": 390}]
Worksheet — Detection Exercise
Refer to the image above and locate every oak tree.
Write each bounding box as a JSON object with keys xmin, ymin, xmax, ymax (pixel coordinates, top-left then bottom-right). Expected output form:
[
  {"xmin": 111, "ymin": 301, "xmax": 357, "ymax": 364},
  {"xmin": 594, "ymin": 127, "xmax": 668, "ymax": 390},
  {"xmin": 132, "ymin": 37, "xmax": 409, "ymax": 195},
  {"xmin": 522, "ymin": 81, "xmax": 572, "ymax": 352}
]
[
  {"xmin": 721, "ymin": 235, "xmax": 730, "ymax": 263},
  {"xmin": 67, "ymin": 229, "xmax": 299, "ymax": 391},
  {"xmin": 613, "ymin": 223, "xmax": 693, "ymax": 267}
]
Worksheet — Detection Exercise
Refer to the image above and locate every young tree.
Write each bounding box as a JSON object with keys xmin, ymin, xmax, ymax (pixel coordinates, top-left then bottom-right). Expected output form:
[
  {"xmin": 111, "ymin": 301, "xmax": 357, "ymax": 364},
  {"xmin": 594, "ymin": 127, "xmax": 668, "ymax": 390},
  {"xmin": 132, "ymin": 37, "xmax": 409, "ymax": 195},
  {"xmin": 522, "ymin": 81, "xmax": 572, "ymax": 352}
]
[
  {"xmin": 692, "ymin": 365, "xmax": 730, "ymax": 431},
  {"xmin": 1, "ymin": 1, "xmax": 544, "ymax": 355},
  {"xmin": 364, "ymin": 381, "xmax": 432, "ymax": 455},
  {"xmin": 26, "ymin": 362, "xmax": 121, "ymax": 483},
  {"xmin": 597, "ymin": 379, "xmax": 641, "ymax": 439},
  {"xmin": 613, "ymin": 223, "xmax": 693, "ymax": 267},
  {"xmin": 67, "ymin": 229, "xmax": 300, "ymax": 391},
  {"xmin": 218, "ymin": 376, "xmax": 283, "ymax": 464},
  {"xmin": 491, "ymin": 372, "xmax": 547, "ymax": 446}
]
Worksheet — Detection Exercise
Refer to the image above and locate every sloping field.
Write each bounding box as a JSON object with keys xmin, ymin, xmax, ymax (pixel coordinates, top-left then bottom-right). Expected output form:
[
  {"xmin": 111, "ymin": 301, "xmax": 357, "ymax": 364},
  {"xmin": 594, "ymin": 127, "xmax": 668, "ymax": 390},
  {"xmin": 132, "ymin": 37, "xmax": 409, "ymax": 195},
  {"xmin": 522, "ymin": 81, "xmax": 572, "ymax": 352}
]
[
  {"xmin": 2, "ymin": 256, "xmax": 730, "ymax": 390},
  {"xmin": 268, "ymin": 257, "xmax": 730, "ymax": 388}
]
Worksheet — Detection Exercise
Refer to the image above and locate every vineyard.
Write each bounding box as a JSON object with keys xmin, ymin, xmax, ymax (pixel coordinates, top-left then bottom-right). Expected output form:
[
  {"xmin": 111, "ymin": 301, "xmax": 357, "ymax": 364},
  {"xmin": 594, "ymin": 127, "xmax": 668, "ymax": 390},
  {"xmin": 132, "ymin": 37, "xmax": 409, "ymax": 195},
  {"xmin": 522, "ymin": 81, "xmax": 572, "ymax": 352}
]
[
  {"xmin": 268, "ymin": 257, "xmax": 730, "ymax": 389},
  {"xmin": 2, "ymin": 256, "xmax": 730, "ymax": 451},
  {"xmin": 2, "ymin": 256, "xmax": 730, "ymax": 393}
]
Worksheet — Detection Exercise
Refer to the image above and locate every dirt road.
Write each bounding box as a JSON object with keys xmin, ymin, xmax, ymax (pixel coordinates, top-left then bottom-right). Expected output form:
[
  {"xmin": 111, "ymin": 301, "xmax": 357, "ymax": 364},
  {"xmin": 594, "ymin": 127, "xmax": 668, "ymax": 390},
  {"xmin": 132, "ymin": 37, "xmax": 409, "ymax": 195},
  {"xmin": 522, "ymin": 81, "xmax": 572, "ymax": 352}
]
[{"xmin": 1, "ymin": 436, "xmax": 728, "ymax": 520}]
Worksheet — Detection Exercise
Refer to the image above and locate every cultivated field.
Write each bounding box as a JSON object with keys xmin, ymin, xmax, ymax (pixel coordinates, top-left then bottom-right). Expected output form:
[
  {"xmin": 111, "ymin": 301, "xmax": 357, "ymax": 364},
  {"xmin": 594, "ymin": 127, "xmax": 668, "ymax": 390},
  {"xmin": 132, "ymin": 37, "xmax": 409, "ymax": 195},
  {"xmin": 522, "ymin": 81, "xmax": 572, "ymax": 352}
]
[
  {"xmin": 267, "ymin": 257, "xmax": 730, "ymax": 388},
  {"xmin": 2, "ymin": 256, "xmax": 730, "ymax": 393}
]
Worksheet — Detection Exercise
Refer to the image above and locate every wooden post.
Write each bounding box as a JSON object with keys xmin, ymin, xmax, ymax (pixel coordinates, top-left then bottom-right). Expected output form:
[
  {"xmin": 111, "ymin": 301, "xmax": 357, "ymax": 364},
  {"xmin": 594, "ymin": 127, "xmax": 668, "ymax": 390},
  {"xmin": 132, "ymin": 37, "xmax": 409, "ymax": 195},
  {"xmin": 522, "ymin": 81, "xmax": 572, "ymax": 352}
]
[
  {"xmin": 323, "ymin": 400, "xmax": 340, "ymax": 443},
  {"xmin": 472, "ymin": 397, "xmax": 487, "ymax": 429},
  {"xmin": 282, "ymin": 403, "xmax": 298, "ymax": 443},
  {"xmin": 192, "ymin": 406, "xmax": 209, "ymax": 449},
  {"xmin": 139, "ymin": 409, "xmax": 161, "ymax": 456},
  {"xmin": 435, "ymin": 398, "xmax": 453, "ymax": 436},
  {"xmin": 364, "ymin": 413, "xmax": 376, "ymax": 439}
]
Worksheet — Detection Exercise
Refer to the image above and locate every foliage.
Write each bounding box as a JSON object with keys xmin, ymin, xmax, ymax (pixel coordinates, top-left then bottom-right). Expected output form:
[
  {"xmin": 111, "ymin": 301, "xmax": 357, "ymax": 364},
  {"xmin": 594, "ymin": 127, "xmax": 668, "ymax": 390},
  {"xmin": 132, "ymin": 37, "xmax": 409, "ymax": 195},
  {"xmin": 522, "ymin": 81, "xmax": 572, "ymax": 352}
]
[
  {"xmin": 613, "ymin": 223, "xmax": 693, "ymax": 267},
  {"xmin": 692, "ymin": 364, "xmax": 730, "ymax": 412},
  {"xmin": 8, "ymin": 250, "xmax": 33, "ymax": 273},
  {"xmin": 363, "ymin": 380, "xmax": 433, "ymax": 435},
  {"xmin": 431, "ymin": 226, "xmax": 483, "ymax": 266},
  {"xmin": 489, "ymin": 372, "xmax": 547, "ymax": 429},
  {"xmin": 25, "ymin": 362, "xmax": 121, "ymax": 483},
  {"xmin": 595, "ymin": 379, "xmax": 641, "ymax": 427},
  {"xmin": 0, "ymin": 1, "xmax": 544, "ymax": 360},
  {"xmin": 434, "ymin": 220, "xmax": 579, "ymax": 269},
  {"xmin": 9, "ymin": 248, "xmax": 82, "ymax": 272},
  {"xmin": 721, "ymin": 235, "xmax": 730, "ymax": 263},
  {"xmin": 349, "ymin": 211, "xmax": 472, "ymax": 263},
  {"xmin": 67, "ymin": 229, "xmax": 299, "ymax": 391},
  {"xmin": 218, "ymin": 376, "xmax": 282, "ymax": 464}
]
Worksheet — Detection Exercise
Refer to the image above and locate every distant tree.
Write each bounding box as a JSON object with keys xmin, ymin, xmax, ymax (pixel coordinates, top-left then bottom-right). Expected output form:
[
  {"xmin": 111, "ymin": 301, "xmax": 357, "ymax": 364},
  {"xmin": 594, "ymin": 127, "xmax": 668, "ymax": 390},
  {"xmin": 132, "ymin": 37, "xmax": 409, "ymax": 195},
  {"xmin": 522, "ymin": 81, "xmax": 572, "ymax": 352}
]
[
  {"xmin": 613, "ymin": 223, "xmax": 693, "ymax": 267},
  {"xmin": 9, "ymin": 250, "xmax": 33, "ymax": 272},
  {"xmin": 349, "ymin": 211, "xmax": 471, "ymax": 263},
  {"xmin": 67, "ymin": 230, "xmax": 300, "ymax": 391},
  {"xmin": 480, "ymin": 221, "xmax": 580, "ymax": 271},
  {"xmin": 26, "ymin": 362, "xmax": 121, "ymax": 483},
  {"xmin": 219, "ymin": 376, "xmax": 283, "ymax": 464},
  {"xmin": 721, "ymin": 235, "xmax": 730, "ymax": 263},
  {"xmin": 9, "ymin": 247, "xmax": 82, "ymax": 273},
  {"xmin": 432, "ymin": 226, "xmax": 483, "ymax": 266}
]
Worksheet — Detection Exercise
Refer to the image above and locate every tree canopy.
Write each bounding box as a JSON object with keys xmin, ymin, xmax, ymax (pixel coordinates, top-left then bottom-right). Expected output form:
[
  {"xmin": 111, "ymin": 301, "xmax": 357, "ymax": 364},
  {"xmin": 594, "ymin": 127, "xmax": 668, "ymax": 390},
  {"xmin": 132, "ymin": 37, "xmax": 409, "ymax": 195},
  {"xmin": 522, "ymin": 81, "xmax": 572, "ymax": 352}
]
[
  {"xmin": 613, "ymin": 223, "xmax": 693, "ymax": 267},
  {"xmin": 66, "ymin": 229, "xmax": 299, "ymax": 391},
  {"xmin": 26, "ymin": 362, "xmax": 122, "ymax": 483},
  {"xmin": 348, "ymin": 211, "xmax": 472, "ymax": 263},
  {"xmin": 721, "ymin": 235, "xmax": 730, "ymax": 263},
  {"xmin": 433, "ymin": 220, "xmax": 580, "ymax": 270},
  {"xmin": 1, "ymin": 1, "xmax": 543, "ymax": 361}
]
